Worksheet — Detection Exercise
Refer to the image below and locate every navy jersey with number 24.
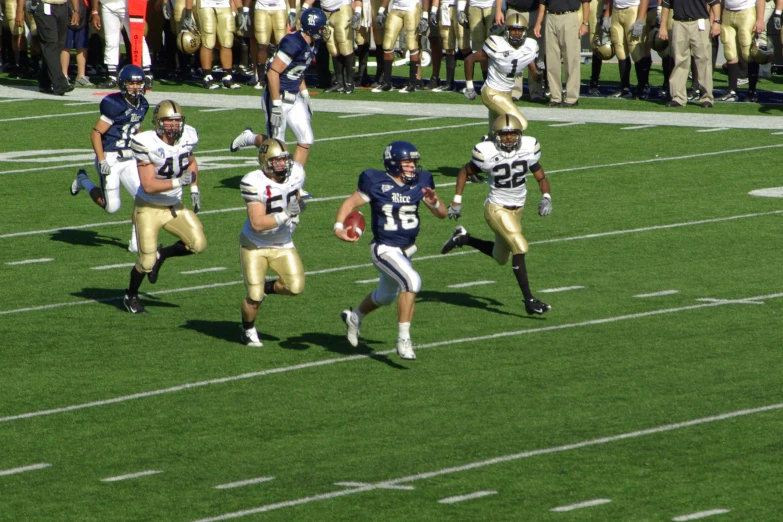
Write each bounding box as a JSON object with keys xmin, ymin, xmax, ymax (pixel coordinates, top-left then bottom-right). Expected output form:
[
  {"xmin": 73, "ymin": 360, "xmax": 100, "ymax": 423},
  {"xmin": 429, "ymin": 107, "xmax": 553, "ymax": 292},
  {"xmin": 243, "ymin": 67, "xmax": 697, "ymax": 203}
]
[{"xmin": 357, "ymin": 169, "xmax": 436, "ymax": 248}]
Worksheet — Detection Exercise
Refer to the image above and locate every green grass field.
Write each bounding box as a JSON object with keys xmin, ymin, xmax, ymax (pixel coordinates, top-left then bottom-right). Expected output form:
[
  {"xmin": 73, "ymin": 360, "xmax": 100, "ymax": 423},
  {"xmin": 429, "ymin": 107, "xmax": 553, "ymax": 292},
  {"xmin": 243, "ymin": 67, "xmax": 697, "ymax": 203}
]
[{"xmin": 1, "ymin": 88, "xmax": 783, "ymax": 521}]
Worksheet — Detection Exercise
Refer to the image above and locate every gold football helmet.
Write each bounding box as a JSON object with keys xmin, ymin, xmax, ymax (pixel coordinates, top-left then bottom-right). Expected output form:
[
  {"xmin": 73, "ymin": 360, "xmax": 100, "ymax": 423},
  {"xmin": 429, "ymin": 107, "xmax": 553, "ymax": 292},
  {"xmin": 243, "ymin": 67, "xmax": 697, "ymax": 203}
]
[
  {"xmin": 258, "ymin": 138, "xmax": 293, "ymax": 182},
  {"xmin": 750, "ymin": 36, "xmax": 773, "ymax": 64},
  {"xmin": 177, "ymin": 29, "xmax": 202, "ymax": 55},
  {"xmin": 504, "ymin": 13, "xmax": 528, "ymax": 48},
  {"xmin": 153, "ymin": 100, "xmax": 185, "ymax": 140},
  {"xmin": 492, "ymin": 114, "xmax": 525, "ymax": 153},
  {"xmin": 593, "ymin": 27, "xmax": 614, "ymax": 60}
]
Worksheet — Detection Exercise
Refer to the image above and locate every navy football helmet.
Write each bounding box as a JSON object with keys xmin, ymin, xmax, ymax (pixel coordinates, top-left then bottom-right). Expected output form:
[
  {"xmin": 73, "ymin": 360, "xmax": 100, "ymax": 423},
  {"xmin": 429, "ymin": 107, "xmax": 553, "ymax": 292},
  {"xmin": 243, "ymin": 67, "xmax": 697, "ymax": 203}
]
[
  {"xmin": 300, "ymin": 8, "xmax": 331, "ymax": 42},
  {"xmin": 118, "ymin": 64, "xmax": 146, "ymax": 102},
  {"xmin": 383, "ymin": 141, "xmax": 421, "ymax": 183}
]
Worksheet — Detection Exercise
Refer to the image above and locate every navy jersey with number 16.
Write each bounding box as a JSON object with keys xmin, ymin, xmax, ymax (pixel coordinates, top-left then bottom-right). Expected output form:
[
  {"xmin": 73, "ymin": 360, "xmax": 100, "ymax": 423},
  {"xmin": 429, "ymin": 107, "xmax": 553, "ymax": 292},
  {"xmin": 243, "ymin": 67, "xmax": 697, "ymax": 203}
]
[
  {"xmin": 99, "ymin": 92, "xmax": 149, "ymax": 152},
  {"xmin": 357, "ymin": 169, "xmax": 436, "ymax": 248}
]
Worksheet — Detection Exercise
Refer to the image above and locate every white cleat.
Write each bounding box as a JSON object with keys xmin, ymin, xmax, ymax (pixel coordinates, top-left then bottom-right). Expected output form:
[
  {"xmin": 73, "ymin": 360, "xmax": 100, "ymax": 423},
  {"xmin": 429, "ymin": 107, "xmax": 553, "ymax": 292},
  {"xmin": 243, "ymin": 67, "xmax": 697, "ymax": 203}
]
[
  {"xmin": 70, "ymin": 169, "xmax": 89, "ymax": 196},
  {"xmin": 241, "ymin": 329, "xmax": 264, "ymax": 347},
  {"xmin": 396, "ymin": 338, "xmax": 416, "ymax": 360},
  {"xmin": 230, "ymin": 127, "xmax": 255, "ymax": 153},
  {"xmin": 341, "ymin": 309, "xmax": 360, "ymax": 347}
]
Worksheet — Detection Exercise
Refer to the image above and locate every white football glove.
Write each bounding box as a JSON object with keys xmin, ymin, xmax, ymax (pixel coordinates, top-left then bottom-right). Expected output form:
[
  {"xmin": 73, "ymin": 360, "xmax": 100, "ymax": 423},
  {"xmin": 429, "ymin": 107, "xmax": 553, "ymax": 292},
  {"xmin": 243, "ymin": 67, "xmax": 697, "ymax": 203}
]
[
  {"xmin": 270, "ymin": 102, "xmax": 284, "ymax": 130},
  {"xmin": 350, "ymin": 11, "xmax": 361, "ymax": 30},
  {"xmin": 290, "ymin": 214, "xmax": 300, "ymax": 233},
  {"xmin": 182, "ymin": 8, "xmax": 196, "ymax": 31},
  {"xmin": 99, "ymin": 160, "xmax": 111, "ymax": 177},
  {"xmin": 161, "ymin": 0, "xmax": 171, "ymax": 20},
  {"xmin": 630, "ymin": 20, "xmax": 644, "ymax": 40},
  {"xmin": 376, "ymin": 10, "xmax": 387, "ymax": 28},
  {"xmin": 447, "ymin": 203, "xmax": 462, "ymax": 220},
  {"xmin": 301, "ymin": 91, "xmax": 314, "ymax": 116},
  {"xmin": 286, "ymin": 195, "xmax": 305, "ymax": 217},
  {"xmin": 287, "ymin": 9, "xmax": 296, "ymax": 28},
  {"xmin": 176, "ymin": 171, "xmax": 194, "ymax": 187},
  {"xmin": 237, "ymin": 7, "xmax": 250, "ymax": 32},
  {"xmin": 538, "ymin": 195, "xmax": 552, "ymax": 216},
  {"xmin": 458, "ymin": 11, "xmax": 469, "ymax": 27},
  {"xmin": 601, "ymin": 16, "xmax": 611, "ymax": 32},
  {"xmin": 190, "ymin": 187, "xmax": 201, "ymax": 213},
  {"xmin": 463, "ymin": 87, "xmax": 477, "ymax": 100}
]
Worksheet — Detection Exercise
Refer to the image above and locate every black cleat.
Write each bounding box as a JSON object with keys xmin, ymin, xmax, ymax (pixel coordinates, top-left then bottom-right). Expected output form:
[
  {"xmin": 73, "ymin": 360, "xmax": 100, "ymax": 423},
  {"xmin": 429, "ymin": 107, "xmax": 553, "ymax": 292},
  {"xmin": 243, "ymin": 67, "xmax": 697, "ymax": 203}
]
[
  {"xmin": 525, "ymin": 297, "xmax": 551, "ymax": 315},
  {"xmin": 441, "ymin": 226, "xmax": 468, "ymax": 255},
  {"xmin": 123, "ymin": 293, "xmax": 148, "ymax": 314},
  {"xmin": 147, "ymin": 246, "xmax": 164, "ymax": 284}
]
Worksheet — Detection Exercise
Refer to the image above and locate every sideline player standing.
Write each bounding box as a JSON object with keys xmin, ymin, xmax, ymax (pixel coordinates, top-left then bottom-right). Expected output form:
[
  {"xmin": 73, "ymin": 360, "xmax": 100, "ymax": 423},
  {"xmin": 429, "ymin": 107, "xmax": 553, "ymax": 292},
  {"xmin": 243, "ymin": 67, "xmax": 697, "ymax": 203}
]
[
  {"xmin": 70, "ymin": 64, "xmax": 149, "ymax": 252},
  {"xmin": 123, "ymin": 100, "xmax": 206, "ymax": 314},
  {"xmin": 334, "ymin": 141, "xmax": 447, "ymax": 361},
  {"xmin": 442, "ymin": 114, "xmax": 553, "ymax": 316}
]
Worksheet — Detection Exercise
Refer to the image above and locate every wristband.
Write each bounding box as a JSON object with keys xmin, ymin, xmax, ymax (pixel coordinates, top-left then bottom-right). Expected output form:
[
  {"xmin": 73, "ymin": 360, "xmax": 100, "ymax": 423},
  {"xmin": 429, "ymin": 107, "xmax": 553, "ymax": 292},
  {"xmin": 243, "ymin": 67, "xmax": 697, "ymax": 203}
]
[
  {"xmin": 190, "ymin": 186, "xmax": 199, "ymax": 193},
  {"xmin": 354, "ymin": 6, "xmax": 361, "ymax": 13},
  {"xmin": 453, "ymin": 194, "xmax": 462, "ymax": 204},
  {"xmin": 776, "ymin": 9, "xmax": 782, "ymax": 14},
  {"xmin": 379, "ymin": 6, "xmax": 385, "ymax": 13},
  {"xmin": 289, "ymin": 8, "xmax": 295, "ymax": 13},
  {"xmin": 543, "ymin": 193, "xmax": 551, "ymax": 200},
  {"xmin": 172, "ymin": 178, "xmax": 182, "ymax": 189},
  {"xmin": 457, "ymin": 0, "xmax": 466, "ymax": 10},
  {"xmin": 301, "ymin": 89, "xmax": 310, "ymax": 97},
  {"xmin": 333, "ymin": 222, "xmax": 345, "ymax": 231},
  {"xmin": 274, "ymin": 213, "xmax": 289, "ymax": 226},
  {"xmin": 272, "ymin": 100, "xmax": 282, "ymax": 107},
  {"xmin": 431, "ymin": 200, "xmax": 440, "ymax": 209},
  {"xmin": 302, "ymin": 3, "xmax": 311, "ymax": 10},
  {"xmin": 466, "ymin": 80, "xmax": 474, "ymax": 89},
  {"xmin": 430, "ymin": 6, "xmax": 437, "ymax": 15},
  {"xmin": 422, "ymin": 11, "xmax": 428, "ymax": 18},
  {"xmin": 91, "ymin": 10, "xmax": 99, "ymax": 14}
]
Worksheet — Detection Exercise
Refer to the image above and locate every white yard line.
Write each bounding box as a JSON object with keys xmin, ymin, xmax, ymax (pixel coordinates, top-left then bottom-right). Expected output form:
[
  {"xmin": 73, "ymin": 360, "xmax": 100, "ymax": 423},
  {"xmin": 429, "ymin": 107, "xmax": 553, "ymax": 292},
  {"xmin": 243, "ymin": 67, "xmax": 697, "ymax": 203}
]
[
  {"xmin": 548, "ymin": 122, "xmax": 585, "ymax": 127},
  {"xmin": 190, "ymin": 399, "xmax": 783, "ymax": 521},
  {"xmin": 0, "ymin": 111, "xmax": 93, "ymax": 123},
  {"xmin": 180, "ymin": 267, "xmax": 227, "ymax": 275},
  {"xmin": 200, "ymin": 108, "xmax": 234, "ymax": 113},
  {"xmin": 63, "ymin": 102, "xmax": 96, "ymax": 107},
  {"xmin": 338, "ymin": 113, "xmax": 377, "ymax": 118},
  {"xmin": 2, "ymin": 291, "xmax": 782, "ymax": 425},
  {"xmin": 438, "ymin": 491, "xmax": 497, "ymax": 504},
  {"xmin": 407, "ymin": 116, "xmax": 441, "ymax": 121},
  {"xmin": 91, "ymin": 263, "xmax": 136, "ymax": 270},
  {"xmin": 634, "ymin": 290, "xmax": 679, "ymax": 298},
  {"xmin": 0, "ymin": 98, "xmax": 28, "ymax": 103},
  {"xmin": 335, "ymin": 481, "xmax": 414, "ymax": 490},
  {"xmin": 539, "ymin": 286, "xmax": 584, "ymax": 293},
  {"xmin": 5, "ymin": 258, "xmax": 53, "ymax": 265},
  {"xmin": 551, "ymin": 498, "xmax": 612, "ymax": 512},
  {"xmin": 447, "ymin": 281, "xmax": 495, "ymax": 288},
  {"xmin": 696, "ymin": 128, "xmax": 730, "ymax": 133},
  {"xmin": 621, "ymin": 125, "xmax": 657, "ymax": 130},
  {"xmin": 100, "ymin": 470, "xmax": 163, "ymax": 482},
  {"xmin": 215, "ymin": 477, "xmax": 275, "ymax": 489},
  {"xmin": 672, "ymin": 509, "xmax": 731, "ymax": 521},
  {"xmin": 356, "ymin": 278, "xmax": 380, "ymax": 284},
  {"xmin": 0, "ymin": 463, "xmax": 51, "ymax": 477}
]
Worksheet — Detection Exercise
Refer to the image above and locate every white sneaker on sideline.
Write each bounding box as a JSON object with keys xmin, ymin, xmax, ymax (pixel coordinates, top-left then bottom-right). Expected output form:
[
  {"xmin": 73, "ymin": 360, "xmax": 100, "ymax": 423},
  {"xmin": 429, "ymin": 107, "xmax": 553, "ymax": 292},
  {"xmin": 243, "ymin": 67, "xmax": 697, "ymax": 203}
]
[
  {"xmin": 341, "ymin": 309, "xmax": 360, "ymax": 347},
  {"xmin": 396, "ymin": 338, "xmax": 416, "ymax": 360}
]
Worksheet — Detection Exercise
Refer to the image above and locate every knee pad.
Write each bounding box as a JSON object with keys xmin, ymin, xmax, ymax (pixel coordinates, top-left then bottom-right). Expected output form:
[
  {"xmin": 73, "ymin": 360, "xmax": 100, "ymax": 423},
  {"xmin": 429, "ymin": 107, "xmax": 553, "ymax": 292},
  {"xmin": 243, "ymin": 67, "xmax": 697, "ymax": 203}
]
[
  {"xmin": 103, "ymin": 191, "xmax": 122, "ymax": 214},
  {"xmin": 187, "ymin": 234, "xmax": 207, "ymax": 254},
  {"xmin": 137, "ymin": 251, "xmax": 157, "ymax": 273},
  {"xmin": 371, "ymin": 287, "xmax": 398, "ymax": 307}
]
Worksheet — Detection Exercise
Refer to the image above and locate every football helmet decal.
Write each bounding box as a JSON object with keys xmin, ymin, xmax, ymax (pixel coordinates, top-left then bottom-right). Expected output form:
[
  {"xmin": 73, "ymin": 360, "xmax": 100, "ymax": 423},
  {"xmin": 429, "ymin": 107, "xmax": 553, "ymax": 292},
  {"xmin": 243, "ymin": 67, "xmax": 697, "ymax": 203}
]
[
  {"xmin": 258, "ymin": 138, "xmax": 293, "ymax": 182},
  {"xmin": 383, "ymin": 141, "xmax": 421, "ymax": 183},
  {"xmin": 504, "ymin": 13, "xmax": 527, "ymax": 49},
  {"xmin": 492, "ymin": 114, "xmax": 525, "ymax": 153},
  {"xmin": 300, "ymin": 8, "xmax": 332, "ymax": 42},
  {"xmin": 153, "ymin": 100, "xmax": 185, "ymax": 140},
  {"xmin": 593, "ymin": 26, "xmax": 614, "ymax": 60},
  {"xmin": 118, "ymin": 64, "xmax": 145, "ymax": 102},
  {"xmin": 750, "ymin": 36, "xmax": 773, "ymax": 64},
  {"xmin": 177, "ymin": 29, "xmax": 202, "ymax": 55}
]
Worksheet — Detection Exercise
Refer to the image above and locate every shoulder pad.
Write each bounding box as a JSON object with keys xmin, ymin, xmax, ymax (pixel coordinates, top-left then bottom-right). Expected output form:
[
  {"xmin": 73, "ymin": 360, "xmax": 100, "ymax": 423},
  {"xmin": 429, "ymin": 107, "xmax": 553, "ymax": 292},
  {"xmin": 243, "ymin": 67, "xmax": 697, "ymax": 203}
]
[
  {"xmin": 520, "ymin": 136, "xmax": 540, "ymax": 153},
  {"xmin": 99, "ymin": 93, "xmax": 128, "ymax": 120},
  {"xmin": 180, "ymin": 125, "xmax": 199, "ymax": 151},
  {"xmin": 240, "ymin": 171, "xmax": 265, "ymax": 203}
]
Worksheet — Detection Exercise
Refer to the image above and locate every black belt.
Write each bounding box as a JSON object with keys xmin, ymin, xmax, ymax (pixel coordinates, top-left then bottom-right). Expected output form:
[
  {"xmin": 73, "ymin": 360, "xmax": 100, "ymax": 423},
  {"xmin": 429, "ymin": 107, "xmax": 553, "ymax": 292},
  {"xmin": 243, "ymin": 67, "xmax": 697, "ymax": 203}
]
[
  {"xmin": 675, "ymin": 17, "xmax": 701, "ymax": 21},
  {"xmin": 548, "ymin": 9, "xmax": 576, "ymax": 14},
  {"xmin": 504, "ymin": 205, "xmax": 523, "ymax": 210}
]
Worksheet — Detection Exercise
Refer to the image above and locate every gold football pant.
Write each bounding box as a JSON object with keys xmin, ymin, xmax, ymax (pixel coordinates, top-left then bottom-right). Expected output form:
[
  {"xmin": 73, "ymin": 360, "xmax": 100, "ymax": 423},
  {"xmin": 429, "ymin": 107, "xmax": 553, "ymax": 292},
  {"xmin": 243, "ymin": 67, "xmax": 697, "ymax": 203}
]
[
  {"xmin": 133, "ymin": 199, "xmax": 206, "ymax": 272},
  {"xmin": 720, "ymin": 8, "xmax": 756, "ymax": 62},
  {"xmin": 481, "ymin": 86, "xmax": 529, "ymax": 131},
  {"xmin": 240, "ymin": 235, "xmax": 305, "ymax": 302},
  {"xmin": 484, "ymin": 202, "xmax": 528, "ymax": 264}
]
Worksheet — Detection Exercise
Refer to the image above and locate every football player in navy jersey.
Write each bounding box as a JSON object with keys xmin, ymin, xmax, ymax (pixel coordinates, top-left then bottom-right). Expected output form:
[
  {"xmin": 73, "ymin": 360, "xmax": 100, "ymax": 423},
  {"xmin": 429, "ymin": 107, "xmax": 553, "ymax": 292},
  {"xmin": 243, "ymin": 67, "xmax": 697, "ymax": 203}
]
[
  {"xmin": 334, "ymin": 141, "xmax": 447, "ymax": 361},
  {"xmin": 227, "ymin": 7, "xmax": 331, "ymax": 168},
  {"xmin": 70, "ymin": 64, "xmax": 149, "ymax": 253}
]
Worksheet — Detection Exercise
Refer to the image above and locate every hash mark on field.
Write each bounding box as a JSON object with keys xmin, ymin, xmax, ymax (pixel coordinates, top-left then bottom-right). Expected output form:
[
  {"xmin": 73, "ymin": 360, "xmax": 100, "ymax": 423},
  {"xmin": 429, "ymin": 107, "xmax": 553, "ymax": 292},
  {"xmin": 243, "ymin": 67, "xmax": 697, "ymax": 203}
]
[
  {"xmin": 634, "ymin": 290, "xmax": 679, "ymax": 298},
  {"xmin": 551, "ymin": 498, "xmax": 612, "ymax": 512},
  {"xmin": 215, "ymin": 477, "xmax": 275, "ymax": 489},
  {"xmin": 749, "ymin": 187, "xmax": 783, "ymax": 198},
  {"xmin": 356, "ymin": 278, "xmax": 380, "ymax": 284},
  {"xmin": 407, "ymin": 116, "xmax": 440, "ymax": 121},
  {"xmin": 447, "ymin": 280, "xmax": 495, "ymax": 288},
  {"xmin": 539, "ymin": 286, "xmax": 584, "ymax": 293},
  {"xmin": 621, "ymin": 125, "xmax": 657, "ymax": 130},
  {"xmin": 672, "ymin": 509, "xmax": 731, "ymax": 521},
  {"xmin": 63, "ymin": 102, "xmax": 95, "ymax": 107},
  {"xmin": 548, "ymin": 122, "xmax": 585, "ymax": 127},
  {"xmin": 338, "ymin": 113, "xmax": 376, "ymax": 118},
  {"xmin": 5, "ymin": 258, "xmax": 54, "ymax": 265},
  {"xmin": 0, "ymin": 111, "xmax": 93, "ymax": 123},
  {"xmin": 91, "ymin": 263, "xmax": 136, "ymax": 270},
  {"xmin": 0, "ymin": 98, "xmax": 27, "ymax": 103},
  {"xmin": 0, "ymin": 463, "xmax": 51, "ymax": 476},
  {"xmin": 771, "ymin": 131, "xmax": 783, "ymax": 135},
  {"xmin": 438, "ymin": 491, "xmax": 497, "ymax": 504},
  {"xmin": 180, "ymin": 267, "xmax": 227, "ymax": 275},
  {"xmin": 335, "ymin": 481, "xmax": 414, "ymax": 490},
  {"xmin": 101, "ymin": 470, "xmax": 163, "ymax": 482},
  {"xmin": 696, "ymin": 128, "xmax": 730, "ymax": 133},
  {"xmin": 200, "ymin": 108, "xmax": 233, "ymax": 113}
]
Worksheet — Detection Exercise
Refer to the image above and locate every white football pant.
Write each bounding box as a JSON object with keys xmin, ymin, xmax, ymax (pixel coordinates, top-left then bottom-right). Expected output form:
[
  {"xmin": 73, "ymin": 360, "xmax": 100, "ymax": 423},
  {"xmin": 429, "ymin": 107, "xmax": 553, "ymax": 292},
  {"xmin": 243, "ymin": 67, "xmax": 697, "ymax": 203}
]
[
  {"xmin": 369, "ymin": 243, "xmax": 422, "ymax": 306},
  {"xmin": 261, "ymin": 94, "xmax": 315, "ymax": 146},
  {"xmin": 101, "ymin": 2, "xmax": 151, "ymax": 69},
  {"xmin": 94, "ymin": 152, "xmax": 141, "ymax": 214}
]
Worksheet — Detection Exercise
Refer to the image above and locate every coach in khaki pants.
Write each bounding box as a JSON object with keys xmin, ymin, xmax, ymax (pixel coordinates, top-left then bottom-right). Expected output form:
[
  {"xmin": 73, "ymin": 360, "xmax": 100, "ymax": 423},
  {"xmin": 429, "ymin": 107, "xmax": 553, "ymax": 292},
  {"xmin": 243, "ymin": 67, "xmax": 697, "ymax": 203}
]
[
  {"xmin": 659, "ymin": 0, "xmax": 721, "ymax": 107},
  {"xmin": 534, "ymin": 0, "xmax": 590, "ymax": 106}
]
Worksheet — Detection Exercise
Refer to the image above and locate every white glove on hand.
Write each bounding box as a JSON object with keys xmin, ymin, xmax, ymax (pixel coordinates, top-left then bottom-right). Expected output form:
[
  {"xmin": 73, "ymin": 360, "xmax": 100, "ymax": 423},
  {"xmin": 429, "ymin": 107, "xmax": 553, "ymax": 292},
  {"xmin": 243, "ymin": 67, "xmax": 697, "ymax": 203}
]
[
  {"xmin": 301, "ymin": 91, "xmax": 314, "ymax": 116},
  {"xmin": 458, "ymin": 11, "xmax": 469, "ymax": 27},
  {"xmin": 464, "ymin": 87, "xmax": 477, "ymax": 100},
  {"xmin": 601, "ymin": 16, "xmax": 611, "ymax": 32},
  {"xmin": 289, "ymin": 214, "xmax": 300, "ymax": 233},
  {"xmin": 237, "ymin": 7, "xmax": 250, "ymax": 32},
  {"xmin": 376, "ymin": 10, "xmax": 387, "ymax": 27},
  {"xmin": 447, "ymin": 203, "xmax": 462, "ymax": 219},
  {"xmin": 162, "ymin": 1, "xmax": 171, "ymax": 20},
  {"xmin": 630, "ymin": 20, "xmax": 643, "ymax": 40},
  {"xmin": 176, "ymin": 171, "xmax": 194, "ymax": 187},
  {"xmin": 417, "ymin": 16, "xmax": 429, "ymax": 35},
  {"xmin": 288, "ymin": 9, "xmax": 296, "ymax": 28},
  {"xmin": 190, "ymin": 187, "xmax": 201, "ymax": 213},
  {"xmin": 99, "ymin": 160, "xmax": 111, "ymax": 177},
  {"xmin": 350, "ymin": 11, "xmax": 361, "ymax": 30},
  {"xmin": 270, "ymin": 102, "xmax": 284, "ymax": 130},
  {"xmin": 183, "ymin": 8, "xmax": 196, "ymax": 31},
  {"xmin": 286, "ymin": 195, "xmax": 305, "ymax": 217},
  {"xmin": 538, "ymin": 195, "xmax": 552, "ymax": 216}
]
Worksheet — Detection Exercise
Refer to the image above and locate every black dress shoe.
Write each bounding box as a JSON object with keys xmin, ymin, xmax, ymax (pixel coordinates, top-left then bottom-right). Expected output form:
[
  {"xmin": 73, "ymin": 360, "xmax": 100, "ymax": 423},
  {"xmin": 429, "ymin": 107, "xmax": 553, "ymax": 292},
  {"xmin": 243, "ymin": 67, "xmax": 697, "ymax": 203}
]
[
  {"xmin": 666, "ymin": 100, "xmax": 684, "ymax": 107},
  {"xmin": 701, "ymin": 100, "xmax": 713, "ymax": 108},
  {"xmin": 547, "ymin": 100, "xmax": 561, "ymax": 107},
  {"xmin": 561, "ymin": 100, "xmax": 579, "ymax": 107}
]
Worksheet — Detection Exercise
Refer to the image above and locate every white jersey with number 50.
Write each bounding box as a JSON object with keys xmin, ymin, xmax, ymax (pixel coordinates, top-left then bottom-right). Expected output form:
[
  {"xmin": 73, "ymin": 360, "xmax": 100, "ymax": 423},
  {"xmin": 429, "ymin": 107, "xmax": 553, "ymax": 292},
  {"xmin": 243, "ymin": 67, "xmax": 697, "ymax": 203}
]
[
  {"xmin": 483, "ymin": 36, "xmax": 538, "ymax": 93},
  {"xmin": 471, "ymin": 136, "xmax": 541, "ymax": 208},
  {"xmin": 131, "ymin": 125, "xmax": 199, "ymax": 207}
]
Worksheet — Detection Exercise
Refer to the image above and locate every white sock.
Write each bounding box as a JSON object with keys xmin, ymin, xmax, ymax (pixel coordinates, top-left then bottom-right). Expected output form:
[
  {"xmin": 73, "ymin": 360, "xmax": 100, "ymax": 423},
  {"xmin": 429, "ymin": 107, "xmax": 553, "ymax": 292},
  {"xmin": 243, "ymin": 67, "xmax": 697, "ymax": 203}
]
[
  {"xmin": 398, "ymin": 322, "xmax": 411, "ymax": 340},
  {"xmin": 130, "ymin": 225, "xmax": 137, "ymax": 246},
  {"xmin": 353, "ymin": 307, "xmax": 365, "ymax": 323},
  {"xmin": 246, "ymin": 133, "xmax": 259, "ymax": 147}
]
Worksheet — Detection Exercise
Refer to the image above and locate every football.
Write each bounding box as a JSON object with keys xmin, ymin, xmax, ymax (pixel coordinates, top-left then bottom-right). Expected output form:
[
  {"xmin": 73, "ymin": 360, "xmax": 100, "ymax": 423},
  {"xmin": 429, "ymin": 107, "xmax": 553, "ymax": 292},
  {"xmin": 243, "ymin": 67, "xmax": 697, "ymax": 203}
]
[{"xmin": 344, "ymin": 210, "xmax": 365, "ymax": 239}]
